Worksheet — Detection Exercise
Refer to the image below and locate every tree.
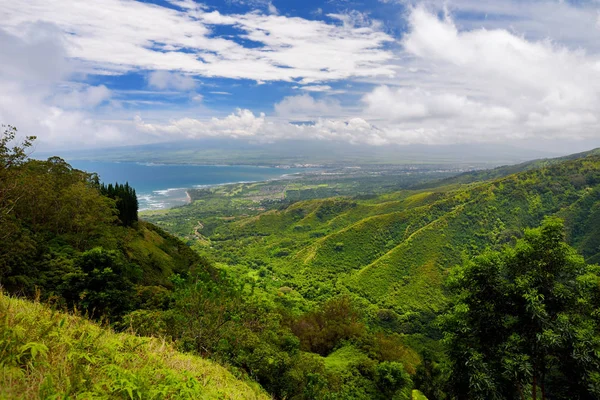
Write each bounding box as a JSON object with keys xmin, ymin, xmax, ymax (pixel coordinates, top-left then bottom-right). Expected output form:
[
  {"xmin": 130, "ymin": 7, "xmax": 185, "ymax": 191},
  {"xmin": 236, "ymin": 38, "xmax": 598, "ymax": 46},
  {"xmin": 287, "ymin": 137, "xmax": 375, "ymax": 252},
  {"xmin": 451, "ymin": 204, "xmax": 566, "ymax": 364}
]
[
  {"xmin": 374, "ymin": 361, "xmax": 412, "ymax": 399},
  {"xmin": 0, "ymin": 125, "xmax": 36, "ymax": 170},
  {"xmin": 0, "ymin": 125, "xmax": 36, "ymax": 239},
  {"xmin": 60, "ymin": 247, "xmax": 141, "ymax": 318},
  {"xmin": 291, "ymin": 295, "xmax": 366, "ymax": 356},
  {"xmin": 100, "ymin": 182, "xmax": 139, "ymax": 227},
  {"xmin": 441, "ymin": 218, "xmax": 600, "ymax": 400}
]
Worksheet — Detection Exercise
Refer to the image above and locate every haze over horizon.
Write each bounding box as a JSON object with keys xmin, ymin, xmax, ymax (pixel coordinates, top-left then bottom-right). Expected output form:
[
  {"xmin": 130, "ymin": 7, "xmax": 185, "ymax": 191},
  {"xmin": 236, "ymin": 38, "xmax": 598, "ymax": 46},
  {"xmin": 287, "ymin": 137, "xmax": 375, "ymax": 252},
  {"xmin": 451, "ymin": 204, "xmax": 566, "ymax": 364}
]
[{"xmin": 2, "ymin": 0, "xmax": 600, "ymax": 155}]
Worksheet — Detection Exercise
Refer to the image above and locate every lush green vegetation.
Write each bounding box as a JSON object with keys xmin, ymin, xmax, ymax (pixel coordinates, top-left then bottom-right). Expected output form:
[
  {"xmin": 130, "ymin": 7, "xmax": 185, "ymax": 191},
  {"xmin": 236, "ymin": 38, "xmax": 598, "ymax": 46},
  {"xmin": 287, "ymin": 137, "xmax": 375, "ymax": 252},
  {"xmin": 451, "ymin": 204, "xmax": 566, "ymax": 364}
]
[
  {"xmin": 0, "ymin": 292, "xmax": 269, "ymax": 399},
  {"xmin": 143, "ymin": 144, "xmax": 600, "ymax": 399},
  {"xmin": 171, "ymin": 151, "xmax": 600, "ymax": 321},
  {"xmin": 442, "ymin": 218, "xmax": 600, "ymax": 399},
  {"xmin": 3, "ymin": 124, "xmax": 600, "ymax": 399},
  {"xmin": 0, "ymin": 126, "xmax": 200, "ymax": 317},
  {"xmin": 0, "ymin": 127, "xmax": 421, "ymax": 399},
  {"xmin": 100, "ymin": 182, "xmax": 139, "ymax": 227}
]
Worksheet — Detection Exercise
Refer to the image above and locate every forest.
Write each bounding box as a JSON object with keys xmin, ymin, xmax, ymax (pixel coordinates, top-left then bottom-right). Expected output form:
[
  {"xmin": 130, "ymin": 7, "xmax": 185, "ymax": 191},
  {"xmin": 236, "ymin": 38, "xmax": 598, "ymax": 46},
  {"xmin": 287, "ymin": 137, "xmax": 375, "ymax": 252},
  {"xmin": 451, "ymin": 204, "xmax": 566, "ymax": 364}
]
[{"xmin": 1, "ymin": 124, "xmax": 600, "ymax": 399}]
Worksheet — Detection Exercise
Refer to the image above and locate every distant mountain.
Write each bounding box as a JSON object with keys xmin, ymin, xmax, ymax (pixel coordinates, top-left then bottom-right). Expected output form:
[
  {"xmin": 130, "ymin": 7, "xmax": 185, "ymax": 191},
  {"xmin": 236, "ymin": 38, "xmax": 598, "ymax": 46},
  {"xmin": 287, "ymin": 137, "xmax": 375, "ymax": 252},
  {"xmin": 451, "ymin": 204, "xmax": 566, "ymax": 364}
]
[{"xmin": 38, "ymin": 139, "xmax": 559, "ymax": 167}]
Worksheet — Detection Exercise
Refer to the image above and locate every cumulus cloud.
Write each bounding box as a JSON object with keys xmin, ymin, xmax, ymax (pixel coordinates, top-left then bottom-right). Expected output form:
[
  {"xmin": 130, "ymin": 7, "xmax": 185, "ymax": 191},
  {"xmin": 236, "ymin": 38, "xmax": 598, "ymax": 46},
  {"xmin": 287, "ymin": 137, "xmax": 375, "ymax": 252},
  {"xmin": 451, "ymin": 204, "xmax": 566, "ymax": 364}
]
[
  {"xmin": 328, "ymin": 4, "xmax": 600, "ymax": 146},
  {"xmin": 0, "ymin": 23, "xmax": 71, "ymax": 83},
  {"xmin": 363, "ymin": 86, "xmax": 516, "ymax": 123},
  {"xmin": 52, "ymin": 85, "xmax": 112, "ymax": 109},
  {"xmin": 395, "ymin": 0, "xmax": 600, "ymax": 52},
  {"xmin": 134, "ymin": 109, "xmax": 386, "ymax": 145},
  {"xmin": 0, "ymin": 27, "xmax": 130, "ymax": 150}
]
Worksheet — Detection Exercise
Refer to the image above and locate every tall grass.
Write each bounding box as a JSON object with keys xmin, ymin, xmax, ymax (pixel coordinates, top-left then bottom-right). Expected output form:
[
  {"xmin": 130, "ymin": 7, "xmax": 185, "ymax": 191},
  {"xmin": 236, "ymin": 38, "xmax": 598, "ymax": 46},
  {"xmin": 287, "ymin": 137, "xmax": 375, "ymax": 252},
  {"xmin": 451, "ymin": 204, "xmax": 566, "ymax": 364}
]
[{"xmin": 0, "ymin": 292, "xmax": 269, "ymax": 399}]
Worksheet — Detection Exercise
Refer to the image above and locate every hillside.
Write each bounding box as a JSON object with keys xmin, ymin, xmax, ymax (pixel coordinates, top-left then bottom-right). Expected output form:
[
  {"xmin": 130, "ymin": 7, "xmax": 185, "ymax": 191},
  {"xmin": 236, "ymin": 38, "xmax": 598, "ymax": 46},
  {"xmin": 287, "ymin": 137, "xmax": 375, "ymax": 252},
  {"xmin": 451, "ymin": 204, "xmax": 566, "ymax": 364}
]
[
  {"xmin": 4, "ymin": 129, "xmax": 599, "ymax": 399},
  {"xmin": 184, "ymin": 153, "xmax": 600, "ymax": 329},
  {"xmin": 0, "ymin": 153, "xmax": 203, "ymax": 319},
  {"xmin": 418, "ymin": 147, "xmax": 600, "ymax": 188},
  {"xmin": 0, "ymin": 292, "xmax": 268, "ymax": 399},
  {"xmin": 1, "ymin": 135, "xmax": 423, "ymax": 399},
  {"xmin": 133, "ymin": 147, "xmax": 600, "ymax": 398}
]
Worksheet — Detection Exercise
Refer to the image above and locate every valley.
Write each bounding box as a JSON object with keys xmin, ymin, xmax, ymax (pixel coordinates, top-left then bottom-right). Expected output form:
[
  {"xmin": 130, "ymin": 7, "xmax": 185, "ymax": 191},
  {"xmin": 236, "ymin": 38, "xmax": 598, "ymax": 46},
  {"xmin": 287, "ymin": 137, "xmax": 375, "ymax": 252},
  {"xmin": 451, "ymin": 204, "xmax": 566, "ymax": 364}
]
[{"xmin": 2, "ymin": 129, "xmax": 599, "ymax": 399}]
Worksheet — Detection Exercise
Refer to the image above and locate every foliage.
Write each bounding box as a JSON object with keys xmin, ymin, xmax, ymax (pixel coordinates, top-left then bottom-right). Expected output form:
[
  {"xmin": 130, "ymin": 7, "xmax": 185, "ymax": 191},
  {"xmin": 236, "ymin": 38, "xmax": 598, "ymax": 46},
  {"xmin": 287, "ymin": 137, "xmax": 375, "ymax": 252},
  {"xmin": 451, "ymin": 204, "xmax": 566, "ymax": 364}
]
[
  {"xmin": 291, "ymin": 296, "xmax": 366, "ymax": 356},
  {"xmin": 0, "ymin": 125, "xmax": 36, "ymax": 238},
  {"xmin": 6, "ymin": 125, "xmax": 600, "ymax": 400},
  {"xmin": 0, "ymin": 291, "xmax": 269, "ymax": 399},
  {"xmin": 441, "ymin": 218, "xmax": 600, "ymax": 400},
  {"xmin": 60, "ymin": 247, "xmax": 141, "ymax": 318},
  {"xmin": 100, "ymin": 181, "xmax": 139, "ymax": 227},
  {"xmin": 138, "ymin": 149, "xmax": 600, "ymax": 399},
  {"xmin": 0, "ymin": 131, "xmax": 201, "ymax": 316}
]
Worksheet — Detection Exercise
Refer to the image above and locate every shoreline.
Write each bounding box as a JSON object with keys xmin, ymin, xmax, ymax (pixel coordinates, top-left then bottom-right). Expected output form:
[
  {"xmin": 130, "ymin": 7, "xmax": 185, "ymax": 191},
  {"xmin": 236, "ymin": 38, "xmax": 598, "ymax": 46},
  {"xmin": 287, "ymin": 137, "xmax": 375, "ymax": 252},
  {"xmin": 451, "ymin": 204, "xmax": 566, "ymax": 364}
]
[{"xmin": 140, "ymin": 171, "xmax": 311, "ymax": 213}]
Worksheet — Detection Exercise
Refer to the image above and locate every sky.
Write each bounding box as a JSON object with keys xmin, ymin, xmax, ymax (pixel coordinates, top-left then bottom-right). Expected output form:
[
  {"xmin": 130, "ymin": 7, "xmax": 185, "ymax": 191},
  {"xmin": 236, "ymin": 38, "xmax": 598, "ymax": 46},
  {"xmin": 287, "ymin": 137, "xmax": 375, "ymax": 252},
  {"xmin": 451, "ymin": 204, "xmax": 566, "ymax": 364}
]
[{"xmin": 2, "ymin": 0, "xmax": 600, "ymax": 153}]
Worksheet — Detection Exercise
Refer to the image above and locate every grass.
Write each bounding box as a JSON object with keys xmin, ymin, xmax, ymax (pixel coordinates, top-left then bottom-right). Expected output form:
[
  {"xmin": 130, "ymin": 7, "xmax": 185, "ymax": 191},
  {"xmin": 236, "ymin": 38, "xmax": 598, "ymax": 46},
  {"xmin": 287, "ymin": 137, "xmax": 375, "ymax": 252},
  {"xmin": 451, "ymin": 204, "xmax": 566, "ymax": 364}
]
[
  {"xmin": 323, "ymin": 345, "xmax": 369, "ymax": 373},
  {"xmin": 0, "ymin": 292, "xmax": 269, "ymax": 399}
]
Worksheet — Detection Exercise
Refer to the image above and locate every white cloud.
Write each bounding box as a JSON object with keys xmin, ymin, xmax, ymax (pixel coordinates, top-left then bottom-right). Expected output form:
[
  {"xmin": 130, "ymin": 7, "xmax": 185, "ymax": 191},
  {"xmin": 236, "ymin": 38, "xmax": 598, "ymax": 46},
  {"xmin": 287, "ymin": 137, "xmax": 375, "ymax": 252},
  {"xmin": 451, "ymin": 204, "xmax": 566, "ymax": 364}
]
[
  {"xmin": 0, "ymin": 23, "xmax": 71, "ymax": 83},
  {"xmin": 4, "ymin": 0, "xmax": 600, "ymax": 151},
  {"xmin": 0, "ymin": 79, "xmax": 125, "ymax": 150},
  {"xmin": 0, "ymin": 28, "xmax": 132, "ymax": 150},
  {"xmin": 267, "ymin": 2, "xmax": 278, "ymax": 15},
  {"xmin": 292, "ymin": 85, "xmax": 348, "ymax": 95},
  {"xmin": 294, "ymin": 85, "xmax": 334, "ymax": 93},
  {"xmin": 327, "ymin": 10, "xmax": 383, "ymax": 30},
  {"xmin": 362, "ymin": 5, "xmax": 600, "ymax": 143},
  {"xmin": 148, "ymin": 71, "xmax": 197, "ymax": 91},
  {"xmin": 393, "ymin": 0, "xmax": 600, "ymax": 52},
  {"xmin": 134, "ymin": 109, "xmax": 387, "ymax": 145},
  {"xmin": 1, "ymin": 0, "xmax": 395, "ymax": 84}
]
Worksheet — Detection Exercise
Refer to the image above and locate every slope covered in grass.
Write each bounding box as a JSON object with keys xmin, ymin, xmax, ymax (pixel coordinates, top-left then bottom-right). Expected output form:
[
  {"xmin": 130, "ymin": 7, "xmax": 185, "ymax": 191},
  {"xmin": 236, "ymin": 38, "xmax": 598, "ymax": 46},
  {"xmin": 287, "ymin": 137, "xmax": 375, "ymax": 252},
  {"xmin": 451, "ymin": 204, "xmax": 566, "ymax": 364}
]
[
  {"xmin": 0, "ymin": 292, "xmax": 269, "ymax": 400},
  {"xmin": 201, "ymin": 153, "xmax": 600, "ymax": 328}
]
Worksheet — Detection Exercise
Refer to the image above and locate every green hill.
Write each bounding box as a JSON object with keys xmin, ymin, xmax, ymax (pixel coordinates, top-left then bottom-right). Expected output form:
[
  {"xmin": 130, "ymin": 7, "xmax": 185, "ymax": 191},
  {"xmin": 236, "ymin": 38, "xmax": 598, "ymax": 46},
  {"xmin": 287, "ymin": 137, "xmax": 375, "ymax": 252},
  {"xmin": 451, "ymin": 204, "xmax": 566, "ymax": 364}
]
[
  {"xmin": 5, "ymin": 127, "xmax": 599, "ymax": 399},
  {"xmin": 0, "ymin": 292, "xmax": 268, "ymax": 399},
  {"xmin": 0, "ymin": 154, "xmax": 203, "ymax": 319},
  {"xmin": 204, "ymin": 153, "xmax": 600, "ymax": 326},
  {"xmin": 1, "ymin": 131, "xmax": 423, "ymax": 399},
  {"xmin": 418, "ymin": 147, "xmax": 600, "ymax": 188}
]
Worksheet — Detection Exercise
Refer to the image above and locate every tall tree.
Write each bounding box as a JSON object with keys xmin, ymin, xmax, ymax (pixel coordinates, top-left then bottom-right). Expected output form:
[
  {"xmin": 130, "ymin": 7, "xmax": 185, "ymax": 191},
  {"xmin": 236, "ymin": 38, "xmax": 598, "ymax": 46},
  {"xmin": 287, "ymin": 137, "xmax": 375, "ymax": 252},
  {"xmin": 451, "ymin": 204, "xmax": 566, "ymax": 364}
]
[
  {"xmin": 100, "ymin": 182, "xmax": 139, "ymax": 227},
  {"xmin": 441, "ymin": 218, "xmax": 600, "ymax": 400}
]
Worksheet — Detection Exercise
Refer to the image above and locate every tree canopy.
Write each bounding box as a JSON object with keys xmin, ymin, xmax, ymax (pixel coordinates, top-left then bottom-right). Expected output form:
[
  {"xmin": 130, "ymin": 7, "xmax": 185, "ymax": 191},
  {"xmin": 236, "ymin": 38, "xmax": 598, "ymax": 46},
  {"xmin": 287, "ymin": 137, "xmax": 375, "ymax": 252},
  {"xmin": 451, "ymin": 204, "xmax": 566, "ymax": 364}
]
[{"xmin": 442, "ymin": 217, "xmax": 600, "ymax": 400}]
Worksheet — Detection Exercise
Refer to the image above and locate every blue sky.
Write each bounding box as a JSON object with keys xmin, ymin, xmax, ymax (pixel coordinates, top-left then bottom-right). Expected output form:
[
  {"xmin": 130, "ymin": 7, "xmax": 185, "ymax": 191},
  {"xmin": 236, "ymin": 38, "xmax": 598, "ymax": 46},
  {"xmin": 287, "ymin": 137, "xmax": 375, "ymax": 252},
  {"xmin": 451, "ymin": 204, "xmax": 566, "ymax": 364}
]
[{"xmin": 2, "ymin": 0, "xmax": 600, "ymax": 153}]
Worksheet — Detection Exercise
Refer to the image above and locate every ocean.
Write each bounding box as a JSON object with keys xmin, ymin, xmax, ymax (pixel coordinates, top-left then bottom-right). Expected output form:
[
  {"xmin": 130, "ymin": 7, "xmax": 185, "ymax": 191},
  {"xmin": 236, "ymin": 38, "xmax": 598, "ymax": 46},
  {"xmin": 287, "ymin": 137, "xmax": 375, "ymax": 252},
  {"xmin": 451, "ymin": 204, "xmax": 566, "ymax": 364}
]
[{"xmin": 67, "ymin": 160, "xmax": 307, "ymax": 211}]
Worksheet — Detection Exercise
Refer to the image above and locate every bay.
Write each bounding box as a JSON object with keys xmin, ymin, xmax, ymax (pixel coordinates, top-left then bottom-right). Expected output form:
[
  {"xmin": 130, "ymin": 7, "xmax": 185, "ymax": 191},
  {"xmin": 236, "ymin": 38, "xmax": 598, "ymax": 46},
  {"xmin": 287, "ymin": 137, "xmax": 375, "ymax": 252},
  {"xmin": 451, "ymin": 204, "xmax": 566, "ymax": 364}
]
[{"xmin": 67, "ymin": 160, "xmax": 307, "ymax": 211}]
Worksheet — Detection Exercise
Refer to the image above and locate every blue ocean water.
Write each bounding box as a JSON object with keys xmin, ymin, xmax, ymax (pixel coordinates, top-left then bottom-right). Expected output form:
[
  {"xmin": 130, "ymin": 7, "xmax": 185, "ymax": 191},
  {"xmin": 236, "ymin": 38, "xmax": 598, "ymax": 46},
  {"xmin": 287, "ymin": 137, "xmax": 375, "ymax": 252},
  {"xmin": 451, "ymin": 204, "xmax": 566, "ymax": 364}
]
[{"xmin": 67, "ymin": 160, "xmax": 306, "ymax": 211}]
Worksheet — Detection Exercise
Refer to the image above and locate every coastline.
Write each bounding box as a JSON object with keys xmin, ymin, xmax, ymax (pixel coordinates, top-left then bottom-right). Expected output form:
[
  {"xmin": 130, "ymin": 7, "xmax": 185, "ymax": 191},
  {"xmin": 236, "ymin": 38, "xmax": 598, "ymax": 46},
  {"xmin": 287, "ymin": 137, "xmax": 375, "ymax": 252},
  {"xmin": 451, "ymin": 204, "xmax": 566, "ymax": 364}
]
[
  {"xmin": 140, "ymin": 170, "xmax": 312, "ymax": 212},
  {"xmin": 66, "ymin": 160, "xmax": 315, "ymax": 212}
]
